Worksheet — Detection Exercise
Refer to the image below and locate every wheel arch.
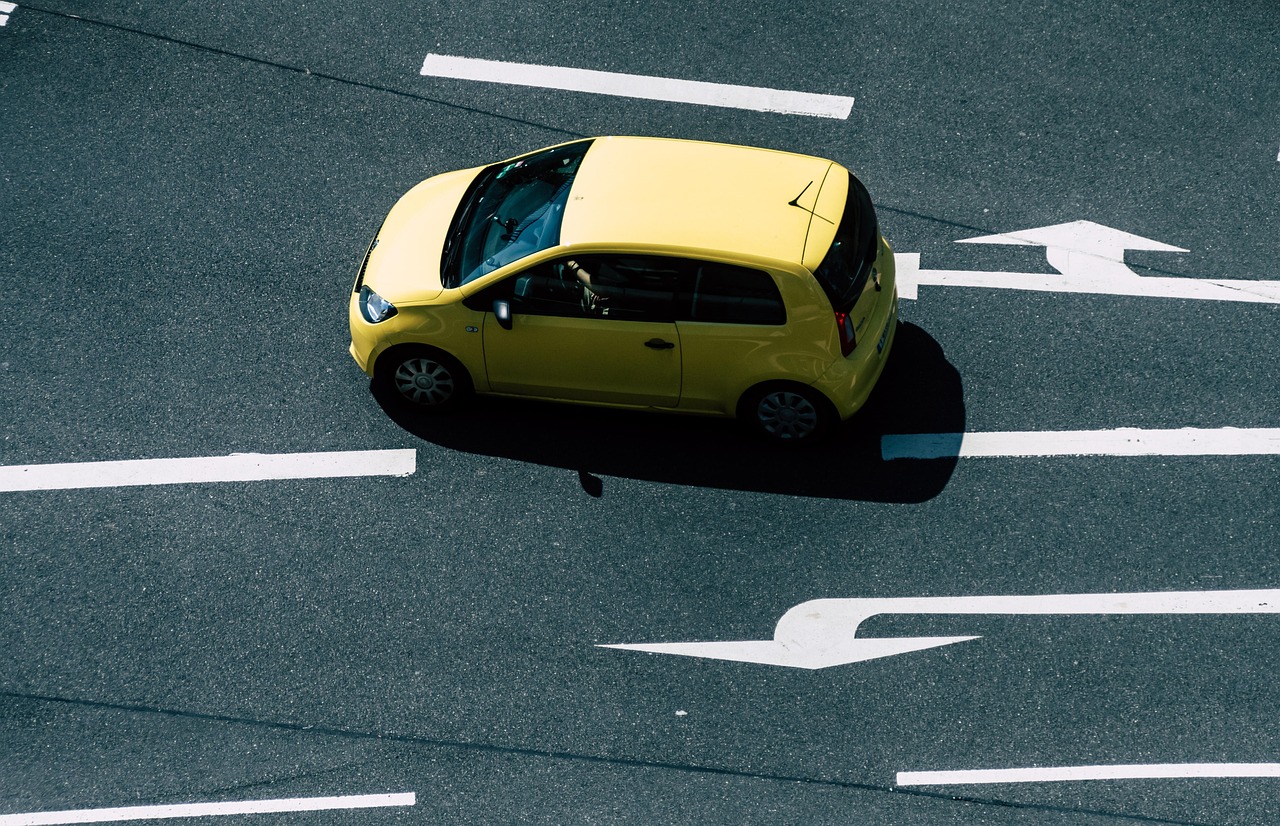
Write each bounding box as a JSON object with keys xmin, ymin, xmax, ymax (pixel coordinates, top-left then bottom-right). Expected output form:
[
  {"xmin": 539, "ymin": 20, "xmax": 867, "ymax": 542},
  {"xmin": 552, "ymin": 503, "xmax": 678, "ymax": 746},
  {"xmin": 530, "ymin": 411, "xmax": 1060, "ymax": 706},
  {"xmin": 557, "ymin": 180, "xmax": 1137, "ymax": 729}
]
[{"xmin": 735, "ymin": 378, "xmax": 837, "ymax": 422}]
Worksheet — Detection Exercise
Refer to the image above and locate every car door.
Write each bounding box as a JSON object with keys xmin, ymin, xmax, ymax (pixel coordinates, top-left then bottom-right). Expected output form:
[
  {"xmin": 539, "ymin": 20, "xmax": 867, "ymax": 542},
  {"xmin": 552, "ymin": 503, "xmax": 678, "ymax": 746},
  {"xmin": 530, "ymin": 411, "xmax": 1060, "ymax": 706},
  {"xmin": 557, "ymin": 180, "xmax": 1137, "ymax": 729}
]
[
  {"xmin": 481, "ymin": 254, "xmax": 683, "ymax": 407},
  {"xmin": 674, "ymin": 261, "xmax": 795, "ymax": 414}
]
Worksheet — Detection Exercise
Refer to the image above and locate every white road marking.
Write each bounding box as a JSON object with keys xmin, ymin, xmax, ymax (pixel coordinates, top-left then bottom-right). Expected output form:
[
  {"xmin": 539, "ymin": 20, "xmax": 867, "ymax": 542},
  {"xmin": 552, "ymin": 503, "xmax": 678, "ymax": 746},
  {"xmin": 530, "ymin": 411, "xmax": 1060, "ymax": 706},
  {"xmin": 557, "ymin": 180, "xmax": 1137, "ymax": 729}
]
[
  {"xmin": 0, "ymin": 449, "xmax": 416, "ymax": 492},
  {"xmin": 881, "ymin": 427, "xmax": 1280, "ymax": 460},
  {"xmin": 895, "ymin": 220, "xmax": 1280, "ymax": 303},
  {"xmin": 897, "ymin": 764, "xmax": 1280, "ymax": 786},
  {"xmin": 0, "ymin": 792, "xmax": 416, "ymax": 825},
  {"xmin": 602, "ymin": 588, "xmax": 1280, "ymax": 669},
  {"xmin": 419, "ymin": 53, "xmax": 854, "ymax": 119},
  {"xmin": 0, "ymin": 2, "xmax": 14, "ymax": 26}
]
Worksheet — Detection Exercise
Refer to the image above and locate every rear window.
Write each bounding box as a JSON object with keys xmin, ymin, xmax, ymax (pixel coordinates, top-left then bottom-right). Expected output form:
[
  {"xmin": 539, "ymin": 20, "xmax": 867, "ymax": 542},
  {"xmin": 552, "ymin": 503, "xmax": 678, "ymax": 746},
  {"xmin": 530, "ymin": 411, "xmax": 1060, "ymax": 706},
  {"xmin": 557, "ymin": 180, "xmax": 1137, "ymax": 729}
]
[{"xmin": 810, "ymin": 172, "xmax": 879, "ymax": 312}]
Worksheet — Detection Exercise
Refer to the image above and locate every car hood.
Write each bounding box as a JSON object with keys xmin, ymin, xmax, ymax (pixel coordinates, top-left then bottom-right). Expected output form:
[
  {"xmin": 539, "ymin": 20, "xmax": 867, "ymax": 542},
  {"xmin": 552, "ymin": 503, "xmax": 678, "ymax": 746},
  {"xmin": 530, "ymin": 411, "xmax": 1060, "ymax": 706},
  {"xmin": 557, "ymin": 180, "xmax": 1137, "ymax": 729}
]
[{"xmin": 361, "ymin": 166, "xmax": 481, "ymax": 303}]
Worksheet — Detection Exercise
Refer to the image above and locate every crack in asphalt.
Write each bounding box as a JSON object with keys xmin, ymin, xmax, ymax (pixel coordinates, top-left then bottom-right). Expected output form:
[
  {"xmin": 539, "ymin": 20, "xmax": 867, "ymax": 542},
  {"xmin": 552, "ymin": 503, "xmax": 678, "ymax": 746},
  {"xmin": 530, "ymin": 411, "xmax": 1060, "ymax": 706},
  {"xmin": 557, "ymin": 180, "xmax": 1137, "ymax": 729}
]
[
  {"xmin": 17, "ymin": 4, "xmax": 588, "ymax": 140},
  {"xmin": 19, "ymin": 5, "xmax": 1244, "ymax": 288},
  {"xmin": 2, "ymin": 690, "xmax": 1221, "ymax": 826},
  {"xmin": 3, "ymin": 9, "xmax": 1261, "ymax": 826}
]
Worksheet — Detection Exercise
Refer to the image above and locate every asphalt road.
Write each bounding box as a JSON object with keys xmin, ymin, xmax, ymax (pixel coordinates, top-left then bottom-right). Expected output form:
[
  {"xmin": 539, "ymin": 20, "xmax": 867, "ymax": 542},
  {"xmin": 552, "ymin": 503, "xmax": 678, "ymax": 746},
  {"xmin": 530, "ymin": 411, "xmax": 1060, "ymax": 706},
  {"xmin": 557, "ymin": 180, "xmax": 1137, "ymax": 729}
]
[{"xmin": 2, "ymin": 1, "xmax": 1278, "ymax": 823}]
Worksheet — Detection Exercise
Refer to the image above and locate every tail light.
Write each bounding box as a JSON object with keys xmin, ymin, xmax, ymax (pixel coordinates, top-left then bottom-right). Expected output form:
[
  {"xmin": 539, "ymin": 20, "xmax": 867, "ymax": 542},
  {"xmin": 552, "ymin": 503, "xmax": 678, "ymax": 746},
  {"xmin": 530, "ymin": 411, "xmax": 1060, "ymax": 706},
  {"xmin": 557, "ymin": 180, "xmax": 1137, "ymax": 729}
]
[{"xmin": 835, "ymin": 310, "xmax": 856, "ymax": 356}]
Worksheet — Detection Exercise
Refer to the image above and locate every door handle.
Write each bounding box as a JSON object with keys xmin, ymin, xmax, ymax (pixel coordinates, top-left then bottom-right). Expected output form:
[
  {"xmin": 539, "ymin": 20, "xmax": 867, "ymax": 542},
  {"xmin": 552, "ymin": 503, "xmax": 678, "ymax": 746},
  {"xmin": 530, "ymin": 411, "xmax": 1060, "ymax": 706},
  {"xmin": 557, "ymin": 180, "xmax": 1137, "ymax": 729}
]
[{"xmin": 644, "ymin": 338, "xmax": 676, "ymax": 350}]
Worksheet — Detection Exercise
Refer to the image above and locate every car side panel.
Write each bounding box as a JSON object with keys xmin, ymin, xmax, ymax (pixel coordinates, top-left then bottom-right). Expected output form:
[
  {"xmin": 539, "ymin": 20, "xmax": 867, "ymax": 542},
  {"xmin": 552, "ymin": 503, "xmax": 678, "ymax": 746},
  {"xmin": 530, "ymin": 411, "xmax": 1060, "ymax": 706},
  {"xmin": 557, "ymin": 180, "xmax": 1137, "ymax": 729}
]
[
  {"xmin": 482, "ymin": 313, "xmax": 681, "ymax": 407},
  {"xmin": 676, "ymin": 268, "xmax": 837, "ymax": 415}
]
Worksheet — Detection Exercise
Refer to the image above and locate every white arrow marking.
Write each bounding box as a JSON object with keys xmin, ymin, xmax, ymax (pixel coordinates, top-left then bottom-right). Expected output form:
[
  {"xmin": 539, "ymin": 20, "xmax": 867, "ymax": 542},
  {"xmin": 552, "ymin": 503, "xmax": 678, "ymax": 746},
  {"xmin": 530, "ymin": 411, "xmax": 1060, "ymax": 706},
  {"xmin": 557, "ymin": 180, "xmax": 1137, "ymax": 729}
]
[
  {"xmin": 601, "ymin": 589, "xmax": 1280, "ymax": 669},
  {"xmin": 958, "ymin": 220, "xmax": 1188, "ymax": 282},
  {"xmin": 895, "ymin": 220, "xmax": 1280, "ymax": 303}
]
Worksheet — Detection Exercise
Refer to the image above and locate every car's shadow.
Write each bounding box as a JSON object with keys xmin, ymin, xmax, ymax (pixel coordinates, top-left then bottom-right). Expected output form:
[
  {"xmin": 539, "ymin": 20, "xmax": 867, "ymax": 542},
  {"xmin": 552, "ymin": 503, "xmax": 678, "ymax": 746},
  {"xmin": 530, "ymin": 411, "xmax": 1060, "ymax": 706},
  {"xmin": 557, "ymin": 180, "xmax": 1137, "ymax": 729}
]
[{"xmin": 373, "ymin": 322, "xmax": 963, "ymax": 502}]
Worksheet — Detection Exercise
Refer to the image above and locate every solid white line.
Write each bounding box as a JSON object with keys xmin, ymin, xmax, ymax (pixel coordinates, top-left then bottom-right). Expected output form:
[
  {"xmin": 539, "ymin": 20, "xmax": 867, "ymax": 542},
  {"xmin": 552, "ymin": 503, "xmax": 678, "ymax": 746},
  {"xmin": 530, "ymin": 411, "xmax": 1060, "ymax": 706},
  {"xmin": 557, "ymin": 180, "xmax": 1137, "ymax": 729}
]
[
  {"xmin": 0, "ymin": 2, "xmax": 14, "ymax": 11},
  {"xmin": 897, "ymin": 764, "xmax": 1280, "ymax": 786},
  {"xmin": 882, "ymin": 427, "xmax": 1280, "ymax": 460},
  {"xmin": 0, "ymin": 792, "xmax": 416, "ymax": 825},
  {"xmin": 419, "ymin": 53, "xmax": 854, "ymax": 119},
  {"xmin": 0, "ymin": 449, "xmax": 416, "ymax": 492}
]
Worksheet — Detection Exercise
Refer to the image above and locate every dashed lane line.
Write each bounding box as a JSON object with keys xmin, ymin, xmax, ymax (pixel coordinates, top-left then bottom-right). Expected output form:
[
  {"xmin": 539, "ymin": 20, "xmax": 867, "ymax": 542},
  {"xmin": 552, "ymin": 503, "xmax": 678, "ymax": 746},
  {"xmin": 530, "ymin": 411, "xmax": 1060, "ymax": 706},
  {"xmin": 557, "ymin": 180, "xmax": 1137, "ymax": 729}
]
[
  {"xmin": 419, "ymin": 53, "xmax": 855, "ymax": 119},
  {"xmin": 898, "ymin": 763, "xmax": 1280, "ymax": 786},
  {"xmin": 0, "ymin": 449, "xmax": 415, "ymax": 492},
  {"xmin": 0, "ymin": 793, "xmax": 416, "ymax": 825},
  {"xmin": 882, "ymin": 427, "xmax": 1280, "ymax": 460}
]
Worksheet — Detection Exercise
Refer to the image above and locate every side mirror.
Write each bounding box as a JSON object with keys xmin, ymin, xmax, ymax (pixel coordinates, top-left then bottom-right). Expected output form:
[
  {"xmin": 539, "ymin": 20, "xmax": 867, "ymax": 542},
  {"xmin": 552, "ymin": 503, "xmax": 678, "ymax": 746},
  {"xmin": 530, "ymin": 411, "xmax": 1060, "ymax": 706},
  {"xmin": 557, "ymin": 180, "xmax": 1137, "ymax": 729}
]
[{"xmin": 493, "ymin": 299, "xmax": 513, "ymax": 330}]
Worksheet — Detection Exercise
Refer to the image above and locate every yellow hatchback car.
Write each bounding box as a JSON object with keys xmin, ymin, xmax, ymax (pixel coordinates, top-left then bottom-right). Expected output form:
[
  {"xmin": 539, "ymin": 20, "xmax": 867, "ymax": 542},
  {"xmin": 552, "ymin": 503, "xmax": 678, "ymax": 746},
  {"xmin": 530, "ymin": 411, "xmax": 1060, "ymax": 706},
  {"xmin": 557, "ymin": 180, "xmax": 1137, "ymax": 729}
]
[{"xmin": 349, "ymin": 137, "xmax": 897, "ymax": 442}]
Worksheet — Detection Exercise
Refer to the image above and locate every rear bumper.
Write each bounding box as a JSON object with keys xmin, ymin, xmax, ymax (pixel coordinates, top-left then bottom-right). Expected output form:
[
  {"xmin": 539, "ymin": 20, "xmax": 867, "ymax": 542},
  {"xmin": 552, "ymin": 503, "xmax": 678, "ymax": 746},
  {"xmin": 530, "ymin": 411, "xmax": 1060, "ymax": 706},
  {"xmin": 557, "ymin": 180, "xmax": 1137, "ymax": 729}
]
[{"xmin": 814, "ymin": 284, "xmax": 898, "ymax": 420}]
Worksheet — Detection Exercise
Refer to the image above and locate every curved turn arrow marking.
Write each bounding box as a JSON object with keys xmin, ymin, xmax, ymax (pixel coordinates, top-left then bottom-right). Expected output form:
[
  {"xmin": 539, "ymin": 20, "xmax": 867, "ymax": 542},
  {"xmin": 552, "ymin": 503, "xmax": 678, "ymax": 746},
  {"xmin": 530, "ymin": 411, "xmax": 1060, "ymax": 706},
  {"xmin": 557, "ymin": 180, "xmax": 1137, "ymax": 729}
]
[{"xmin": 601, "ymin": 589, "xmax": 1280, "ymax": 669}]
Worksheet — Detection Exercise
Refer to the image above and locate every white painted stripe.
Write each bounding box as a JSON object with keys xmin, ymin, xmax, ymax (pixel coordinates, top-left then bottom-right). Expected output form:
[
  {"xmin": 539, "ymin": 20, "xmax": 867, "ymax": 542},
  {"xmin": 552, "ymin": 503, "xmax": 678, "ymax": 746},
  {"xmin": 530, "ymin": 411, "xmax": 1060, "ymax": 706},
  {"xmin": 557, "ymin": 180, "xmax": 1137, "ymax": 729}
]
[
  {"xmin": 894, "ymin": 253, "xmax": 1280, "ymax": 303},
  {"xmin": 0, "ymin": 792, "xmax": 416, "ymax": 825},
  {"xmin": 897, "ymin": 764, "xmax": 1280, "ymax": 786},
  {"xmin": 0, "ymin": 2, "xmax": 14, "ymax": 12},
  {"xmin": 0, "ymin": 449, "xmax": 416, "ymax": 492},
  {"xmin": 419, "ymin": 53, "xmax": 854, "ymax": 119},
  {"xmin": 882, "ymin": 427, "xmax": 1280, "ymax": 460}
]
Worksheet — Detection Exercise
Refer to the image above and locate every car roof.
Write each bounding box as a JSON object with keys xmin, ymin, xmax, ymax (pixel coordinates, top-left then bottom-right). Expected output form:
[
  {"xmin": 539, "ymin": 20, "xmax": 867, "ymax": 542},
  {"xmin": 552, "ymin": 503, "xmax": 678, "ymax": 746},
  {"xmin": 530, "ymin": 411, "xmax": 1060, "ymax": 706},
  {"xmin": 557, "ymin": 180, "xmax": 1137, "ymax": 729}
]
[{"xmin": 560, "ymin": 137, "xmax": 839, "ymax": 268}]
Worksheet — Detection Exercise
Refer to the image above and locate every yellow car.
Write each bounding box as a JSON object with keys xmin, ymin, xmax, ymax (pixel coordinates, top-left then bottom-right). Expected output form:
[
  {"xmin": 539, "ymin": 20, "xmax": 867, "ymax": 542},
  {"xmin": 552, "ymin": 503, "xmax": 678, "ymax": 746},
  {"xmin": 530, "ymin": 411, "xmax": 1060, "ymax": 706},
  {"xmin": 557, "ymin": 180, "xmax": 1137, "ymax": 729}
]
[{"xmin": 349, "ymin": 137, "xmax": 897, "ymax": 442}]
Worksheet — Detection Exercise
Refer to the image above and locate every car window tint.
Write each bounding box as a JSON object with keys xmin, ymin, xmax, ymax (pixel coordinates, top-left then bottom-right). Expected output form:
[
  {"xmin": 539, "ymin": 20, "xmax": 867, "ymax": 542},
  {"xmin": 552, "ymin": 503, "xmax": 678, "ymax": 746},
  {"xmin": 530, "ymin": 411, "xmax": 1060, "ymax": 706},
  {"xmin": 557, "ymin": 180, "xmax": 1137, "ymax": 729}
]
[
  {"xmin": 510, "ymin": 262, "xmax": 588, "ymax": 318},
  {"xmin": 510, "ymin": 255, "xmax": 681, "ymax": 322},
  {"xmin": 687, "ymin": 263, "xmax": 786, "ymax": 325}
]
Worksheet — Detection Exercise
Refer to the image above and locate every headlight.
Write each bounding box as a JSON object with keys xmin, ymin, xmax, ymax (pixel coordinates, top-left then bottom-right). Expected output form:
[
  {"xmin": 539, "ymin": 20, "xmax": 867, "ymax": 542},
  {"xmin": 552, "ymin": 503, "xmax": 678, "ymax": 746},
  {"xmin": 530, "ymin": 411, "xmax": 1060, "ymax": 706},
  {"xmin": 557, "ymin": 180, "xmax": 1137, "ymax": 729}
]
[{"xmin": 359, "ymin": 285, "xmax": 397, "ymax": 323}]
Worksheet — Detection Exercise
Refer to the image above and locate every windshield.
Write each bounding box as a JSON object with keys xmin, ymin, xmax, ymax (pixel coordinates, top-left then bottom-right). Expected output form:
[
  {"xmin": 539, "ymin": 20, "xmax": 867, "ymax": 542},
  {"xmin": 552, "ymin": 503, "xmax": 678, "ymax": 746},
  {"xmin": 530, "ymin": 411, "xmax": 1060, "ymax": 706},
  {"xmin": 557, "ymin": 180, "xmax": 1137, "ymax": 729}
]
[
  {"xmin": 442, "ymin": 140, "xmax": 593, "ymax": 288},
  {"xmin": 810, "ymin": 172, "xmax": 879, "ymax": 312}
]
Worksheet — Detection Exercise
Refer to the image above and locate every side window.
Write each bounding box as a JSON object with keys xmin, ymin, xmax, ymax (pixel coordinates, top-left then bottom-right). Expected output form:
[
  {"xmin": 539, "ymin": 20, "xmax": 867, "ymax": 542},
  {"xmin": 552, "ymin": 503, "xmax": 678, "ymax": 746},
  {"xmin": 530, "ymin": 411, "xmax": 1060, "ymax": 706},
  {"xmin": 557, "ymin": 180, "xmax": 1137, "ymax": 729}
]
[
  {"xmin": 686, "ymin": 263, "xmax": 786, "ymax": 325},
  {"xmin": 507, "ymin": 260, "xmax": 588, "ymax": 318},
  {"xmin": 511, "ymin": 255, "xmax": 682, "ymax": 322}
]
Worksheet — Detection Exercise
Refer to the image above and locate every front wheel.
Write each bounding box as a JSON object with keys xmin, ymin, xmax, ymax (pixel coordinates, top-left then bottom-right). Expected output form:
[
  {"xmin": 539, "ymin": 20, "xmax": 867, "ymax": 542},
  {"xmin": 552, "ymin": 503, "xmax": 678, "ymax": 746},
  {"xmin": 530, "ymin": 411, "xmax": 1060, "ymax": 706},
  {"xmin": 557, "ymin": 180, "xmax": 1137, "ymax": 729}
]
[
  {"xmin": 376, "ymin": 347, "xmax": 472, "ymax": 412},
  {"xmin": 740, "ymin": 383, "xmax": 834, "ymax": 444}
]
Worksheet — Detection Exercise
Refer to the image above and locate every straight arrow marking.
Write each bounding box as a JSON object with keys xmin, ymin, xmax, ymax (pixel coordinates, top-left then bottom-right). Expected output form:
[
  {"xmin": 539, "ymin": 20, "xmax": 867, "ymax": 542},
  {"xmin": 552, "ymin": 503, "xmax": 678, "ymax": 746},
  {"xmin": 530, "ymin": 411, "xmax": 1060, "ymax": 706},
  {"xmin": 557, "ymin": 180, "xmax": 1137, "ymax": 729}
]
[
  {"xmin": 602, "ymin": 589, "xmax": 1280, "ymax": 669},
  {"xmin": 895, "ymin": 220, "xmax": 1280, "ymax": 302}
]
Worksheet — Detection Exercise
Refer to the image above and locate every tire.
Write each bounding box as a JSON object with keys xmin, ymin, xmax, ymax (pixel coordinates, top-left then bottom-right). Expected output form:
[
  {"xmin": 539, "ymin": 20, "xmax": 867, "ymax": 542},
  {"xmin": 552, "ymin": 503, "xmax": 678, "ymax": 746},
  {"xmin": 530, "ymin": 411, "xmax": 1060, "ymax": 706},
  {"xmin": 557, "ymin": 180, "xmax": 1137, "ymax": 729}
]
[
  {"xmin": 740, "ymin": 383, "xmax": 834, "ymax": 444},
  {"xmin": 375, "ymin": 346, "xmax": 472, "ymax": 412}
]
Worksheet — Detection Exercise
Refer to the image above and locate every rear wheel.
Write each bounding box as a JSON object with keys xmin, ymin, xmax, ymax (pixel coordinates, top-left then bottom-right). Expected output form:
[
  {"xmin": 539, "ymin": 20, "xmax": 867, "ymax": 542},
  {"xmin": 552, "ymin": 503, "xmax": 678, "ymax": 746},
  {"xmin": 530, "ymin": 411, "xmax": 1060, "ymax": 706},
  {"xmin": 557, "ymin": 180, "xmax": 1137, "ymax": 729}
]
[
  {"xmin": 376, "ymin": 347, "xmax": 472, "ymax": 412},
  {"xmin": 741, "ymin": 383, "xmax": 833, "ymax": 444}
]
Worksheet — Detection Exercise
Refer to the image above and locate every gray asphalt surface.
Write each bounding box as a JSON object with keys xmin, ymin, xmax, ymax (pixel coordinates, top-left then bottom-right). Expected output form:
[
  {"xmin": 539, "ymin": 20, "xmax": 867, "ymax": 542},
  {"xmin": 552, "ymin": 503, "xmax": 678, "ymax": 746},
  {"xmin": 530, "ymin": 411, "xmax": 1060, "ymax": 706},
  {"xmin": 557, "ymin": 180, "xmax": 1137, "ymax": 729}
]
[{"xmin": 2, "ymin": 1, "xmax": 1278, "ymax": 823}]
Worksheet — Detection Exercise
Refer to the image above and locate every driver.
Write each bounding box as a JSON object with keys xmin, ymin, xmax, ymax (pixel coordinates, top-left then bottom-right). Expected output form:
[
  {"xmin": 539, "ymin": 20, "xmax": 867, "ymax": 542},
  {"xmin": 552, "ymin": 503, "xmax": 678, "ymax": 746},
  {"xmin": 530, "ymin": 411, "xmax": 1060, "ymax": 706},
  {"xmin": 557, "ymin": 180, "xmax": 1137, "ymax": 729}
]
[{"xmin": 565, "ymin": 258, "xmax": 610, "ymax": 315}]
